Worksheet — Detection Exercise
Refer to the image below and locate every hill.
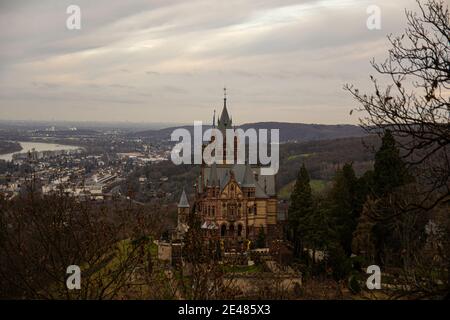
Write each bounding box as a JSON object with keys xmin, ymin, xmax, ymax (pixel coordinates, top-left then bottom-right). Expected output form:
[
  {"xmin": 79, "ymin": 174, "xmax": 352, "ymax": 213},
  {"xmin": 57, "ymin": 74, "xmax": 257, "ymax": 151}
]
[{"xmin": 131, "ymin": 122, "xmax": 366, "ymax": 143}]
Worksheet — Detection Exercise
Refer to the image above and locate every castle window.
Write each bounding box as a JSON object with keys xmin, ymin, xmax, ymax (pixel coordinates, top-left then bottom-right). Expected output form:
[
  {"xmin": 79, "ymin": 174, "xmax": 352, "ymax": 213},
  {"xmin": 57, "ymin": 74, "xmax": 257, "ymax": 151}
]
[
  {"xmin": 221, "ymin": 224, "xmax": 227, "ymax": 237},
  {"xmin": 229, "ymin": 224, "xmax": 235, "ymax": 237},
  {"xmin": 237, "ymin": 224, "xmax": 243, "ymax": 237}
]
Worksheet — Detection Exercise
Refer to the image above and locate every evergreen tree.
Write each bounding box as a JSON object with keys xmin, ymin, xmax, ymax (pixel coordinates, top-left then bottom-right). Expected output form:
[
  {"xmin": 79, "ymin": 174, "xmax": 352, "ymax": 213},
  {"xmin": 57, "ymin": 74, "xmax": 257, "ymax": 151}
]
[
  {"xmin": 183, "ymin": 203, "xmax": 206, "ymax": 264},
  {"xmin": 373, "ymin": 130, "xmax": 410, "ymax": 196},
  {"xmin": 256, "ymin": 228, "xmax": 266, "ymax": 249},
  {"xmin": 288, "ymin": 163, "xmax": 314, "ymax": 258},
  {"xmin": 355, "ymin": 130, "xmax": 412, "ymax": 266},
  {"xmin": 328, "ymin": 163, "xmax": 360, "ymax": 255},
  {"xmin": 326, "ymin": 243, "xmax": 352, "ymax": 281},
  {"xmin": 302, "ymin": 200, "xmax": 333, "ymax": 265}
]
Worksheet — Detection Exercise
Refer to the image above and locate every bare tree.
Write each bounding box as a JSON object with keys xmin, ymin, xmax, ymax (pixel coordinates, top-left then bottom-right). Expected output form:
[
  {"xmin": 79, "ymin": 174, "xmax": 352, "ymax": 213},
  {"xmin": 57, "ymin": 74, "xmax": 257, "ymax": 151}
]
[
  {"xmin": 177, "ymin": 202, "xmax": 239, "ymax": 299},
  {"xmin": 0, "ymin": 192, "xmax": 163, "ymax": 299},
  {"xmin": 345, "ymin": 0, "xmax": 449, "ymax": 210},
  {"xmin": 345, "ymin": 0, "xmax": 449, "ymax": 299}
]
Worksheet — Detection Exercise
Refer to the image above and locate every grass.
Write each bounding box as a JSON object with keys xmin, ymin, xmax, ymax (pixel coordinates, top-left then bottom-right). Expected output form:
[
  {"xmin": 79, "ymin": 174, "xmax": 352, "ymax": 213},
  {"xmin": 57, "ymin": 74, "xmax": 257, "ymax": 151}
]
[
  {"xmin": 85, "ymin": 237, "xmax": 156, "ymax": 282},
  {"xmin": 310, "ymin": 179, "xmax": 327, "ymax": 193},
  {"xmin": 287, "ymin": 153, "xmax": 315, "ymax": 161},
  {"xmin": 223, "ymin": 264, "xmax": 263, "ymax": 274},
  {"xmin": 278, "ymin": 179, "xmax": 328, "ymax": 200}
]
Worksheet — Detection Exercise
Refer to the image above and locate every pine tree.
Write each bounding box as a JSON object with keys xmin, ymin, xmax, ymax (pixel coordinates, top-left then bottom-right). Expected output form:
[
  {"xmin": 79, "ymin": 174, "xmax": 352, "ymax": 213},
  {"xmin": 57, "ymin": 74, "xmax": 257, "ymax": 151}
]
[
  {"xmin": 373, "ymin": 130, "xmax": 410, "ymax": 196},
  {"xmin": 328, "ymin": 163, "xmax": 359, "ymax": 255},
  {"xmin": 356, "ymin": 130, "xmax": 412, "ymax": 266},
  {"xmin": 288, "ymin": 164, "xmax": 314, "ymax": 258},
  {"xmin": 302, "ymin": 201, "xmax": 333, "ymax": 265},
  {"xmin": 256, "ymin": 228, "xmax": 266, "ymax": 248}
]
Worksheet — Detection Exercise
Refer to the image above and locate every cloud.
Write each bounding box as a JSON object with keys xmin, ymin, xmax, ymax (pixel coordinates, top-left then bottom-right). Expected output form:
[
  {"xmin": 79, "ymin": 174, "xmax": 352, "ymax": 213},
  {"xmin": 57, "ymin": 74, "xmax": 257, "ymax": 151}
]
[{"xmin": 0, "ymin": 0, "xmax": 416, "ymax": 124}]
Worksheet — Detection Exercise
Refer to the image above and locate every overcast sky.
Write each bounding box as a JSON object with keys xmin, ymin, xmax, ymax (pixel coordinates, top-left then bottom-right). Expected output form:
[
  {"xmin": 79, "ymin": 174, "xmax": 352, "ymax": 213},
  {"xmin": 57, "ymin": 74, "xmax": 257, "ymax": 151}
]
[{"xmin": 0, "ymin": 0, "xmax": 417, "ymax": 125}]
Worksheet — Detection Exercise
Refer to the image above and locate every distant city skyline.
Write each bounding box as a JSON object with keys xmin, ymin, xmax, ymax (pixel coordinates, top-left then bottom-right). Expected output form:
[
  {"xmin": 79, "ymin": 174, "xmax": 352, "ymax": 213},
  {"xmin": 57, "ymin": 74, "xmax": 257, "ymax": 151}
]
[{"xmin": 0, "ymin": 0, "xmax": 416, "ymax": 124}]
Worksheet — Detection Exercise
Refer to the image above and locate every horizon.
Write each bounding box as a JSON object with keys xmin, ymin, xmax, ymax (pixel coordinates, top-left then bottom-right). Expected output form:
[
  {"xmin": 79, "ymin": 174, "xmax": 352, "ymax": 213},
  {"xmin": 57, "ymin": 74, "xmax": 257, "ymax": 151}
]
[
  {"xmin": 0, "ymin": 0, "xmax": 416, "ymax": 124},
  {"xmin": 0, "ymin": 118, "xmax": 364, "ymax": 128}
]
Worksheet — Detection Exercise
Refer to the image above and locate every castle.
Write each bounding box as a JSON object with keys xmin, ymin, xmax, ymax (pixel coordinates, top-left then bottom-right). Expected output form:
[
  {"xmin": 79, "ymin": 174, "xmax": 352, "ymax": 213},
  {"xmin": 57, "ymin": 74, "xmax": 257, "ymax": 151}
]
[{"xmin": 175, "ymin": 89, "xmax": 279, "ymax": 251}]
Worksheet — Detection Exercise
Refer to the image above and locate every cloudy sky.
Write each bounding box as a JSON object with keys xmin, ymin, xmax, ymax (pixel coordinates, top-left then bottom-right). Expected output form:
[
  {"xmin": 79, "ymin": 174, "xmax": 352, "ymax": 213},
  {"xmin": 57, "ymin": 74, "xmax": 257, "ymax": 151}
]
[{"xmin": 0, "ymin": 0, "xmax": 417, "ymax": 125}]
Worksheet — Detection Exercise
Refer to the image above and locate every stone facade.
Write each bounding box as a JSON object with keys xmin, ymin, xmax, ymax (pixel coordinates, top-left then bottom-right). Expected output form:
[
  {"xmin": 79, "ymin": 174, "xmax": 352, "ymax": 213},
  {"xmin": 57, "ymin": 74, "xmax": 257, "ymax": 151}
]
[{"xmin": 175, "ymin": 91, "xmax": 279, "ymax": 251}]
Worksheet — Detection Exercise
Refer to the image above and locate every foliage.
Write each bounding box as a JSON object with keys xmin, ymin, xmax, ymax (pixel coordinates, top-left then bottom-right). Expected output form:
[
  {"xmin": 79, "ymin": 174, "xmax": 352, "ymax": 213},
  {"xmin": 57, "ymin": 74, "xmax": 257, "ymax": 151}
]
[
  {"xmin": 287, "ymin": 164, "xmax": 314, "ymax": 258},
  {"xmin": 0, "ymin": 193, "xmax": 161, "ymax": 299},
  {"xmin": 256, "ymin": 228, "xmax": 267, "ymax": 249}
]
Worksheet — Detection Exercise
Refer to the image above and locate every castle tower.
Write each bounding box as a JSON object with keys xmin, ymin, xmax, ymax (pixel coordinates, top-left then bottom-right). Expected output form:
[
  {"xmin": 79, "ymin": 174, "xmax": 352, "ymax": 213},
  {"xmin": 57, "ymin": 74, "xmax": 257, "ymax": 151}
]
[
  {"xmin": 215, "ymin": 87, "xmax": 237, "ymax": 163},
  {"xmin": 192, "ymin": 90, "xmax": 278, "ymax": 251},
  {"xmin": 217, "ymin": 87, "xmax": 232, "ymax": 133},
  {"xmin": 177, "ymin": 189, "xmax": 190, "ymax": 226}
]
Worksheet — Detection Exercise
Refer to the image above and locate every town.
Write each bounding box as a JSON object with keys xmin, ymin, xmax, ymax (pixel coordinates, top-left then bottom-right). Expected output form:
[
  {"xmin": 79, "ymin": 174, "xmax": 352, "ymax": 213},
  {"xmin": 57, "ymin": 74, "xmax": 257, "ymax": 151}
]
[{"xmin": 0, "ymin": 125, "xmax": 173, "ymax": 203}]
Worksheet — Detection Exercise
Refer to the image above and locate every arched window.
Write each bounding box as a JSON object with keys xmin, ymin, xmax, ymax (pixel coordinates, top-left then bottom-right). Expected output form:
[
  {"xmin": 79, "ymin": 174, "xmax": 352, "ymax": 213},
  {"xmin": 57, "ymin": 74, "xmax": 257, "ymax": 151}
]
[
  {"xmin": 221, "ymin": 224, "xmax": 227, "ymax": 237},
  {"xmin": 237, "ymin": 224, "xmax": 243, "ymax": 237},
  {"xmin": 229, "ymin": 224, "xmax": 235, "ymax": 237}
]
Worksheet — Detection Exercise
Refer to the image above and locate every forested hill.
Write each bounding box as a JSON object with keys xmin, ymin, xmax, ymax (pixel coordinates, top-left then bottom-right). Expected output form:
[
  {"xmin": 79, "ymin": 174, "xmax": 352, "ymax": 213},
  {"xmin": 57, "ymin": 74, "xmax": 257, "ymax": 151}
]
[{"xmin": 131, "ymin": 122, "xmax": 366, "ymax": 143}]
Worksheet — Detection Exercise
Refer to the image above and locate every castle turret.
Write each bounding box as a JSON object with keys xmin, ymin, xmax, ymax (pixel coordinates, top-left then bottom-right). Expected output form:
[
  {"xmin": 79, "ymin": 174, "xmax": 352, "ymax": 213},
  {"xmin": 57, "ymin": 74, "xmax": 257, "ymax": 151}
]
[
  {"xmin": 217, "ymin": 87, "xmax": 232, "ymax": 132},
  {"xmin": 177, "ymin": 189, "xmax": 190, "ymax": 225}
]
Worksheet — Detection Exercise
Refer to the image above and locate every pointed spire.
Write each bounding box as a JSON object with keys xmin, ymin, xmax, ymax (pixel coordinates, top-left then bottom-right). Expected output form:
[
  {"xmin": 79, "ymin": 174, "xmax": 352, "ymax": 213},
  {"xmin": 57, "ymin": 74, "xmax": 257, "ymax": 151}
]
[
  {"xmin": 178, "ymin": 189, "xmax": 190, "ymax": 208},
  {"xmin": 218, "ymin": 87, "xmax": 232, "ymax": 130},
  {"xmin": 223, "ymin": 87, "xmax": 227, "ymax": 108},
  {"xmin": 208, "ymin": 162, "xmax": 219, "ymax": 186},
  {"xmin": 213, "ymin": 109, "xmax": 216, "ymax": 128}
]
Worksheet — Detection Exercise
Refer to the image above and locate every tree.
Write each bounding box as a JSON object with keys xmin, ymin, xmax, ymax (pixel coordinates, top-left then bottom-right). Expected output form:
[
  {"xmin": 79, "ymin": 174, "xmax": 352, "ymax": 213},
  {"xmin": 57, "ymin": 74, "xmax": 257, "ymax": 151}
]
[
  {"xmin": 288, "ymin": 164, "xmax": 314, "ymax": 258},
  {"xmin": 0, "ymin": 193, "xmax": 158, "ymax": 299},
  {"xmin": 328, "ymin": 163, "xmax": 360, "ymax": 255},
  {"xmin": 326, "ymin": 243, "xmax": 352, "ymax": 281},
  {"xmin": 346, "ymin": 2, "xmax": 449, "ymax": 296},
  {"xmin": 256, "ymin": 228, "xmax": 266, "ymax": 249},
  {"xmin": 302, "ymin": 199, "xmax": 333, "ymax": 265},
  {"xmin": 179, "ymin": 202, "xmax": 235, "ymax": 299},
  {"xmin": 345, "ymin": 0, "xmax": 449, "ymax": 210},
  {"xmin": 373, "ymin": 130, "xmax": 411, "ymax": 196},
  {"xmin": 371, "ymin": 131, "xmax": 414, "ymax": 265}
]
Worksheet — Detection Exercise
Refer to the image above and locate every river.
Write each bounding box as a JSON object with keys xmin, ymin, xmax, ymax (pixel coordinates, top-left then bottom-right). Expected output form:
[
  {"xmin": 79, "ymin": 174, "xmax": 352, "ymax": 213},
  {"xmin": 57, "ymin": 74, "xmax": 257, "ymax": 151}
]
[{"xmin": 0, "ymin": 141, "xmax": 81, "ymax": 161}]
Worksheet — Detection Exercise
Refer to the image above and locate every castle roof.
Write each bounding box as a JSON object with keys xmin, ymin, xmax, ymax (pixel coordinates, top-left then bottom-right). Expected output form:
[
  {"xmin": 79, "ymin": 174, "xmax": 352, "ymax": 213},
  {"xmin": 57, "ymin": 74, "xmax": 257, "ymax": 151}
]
[
  {"xmin": 202, "ymin": 164, "xmax": 275, "ymax": 198},
  {"xmin": 199, "ymin": 89, "xmax": 275, "ymax": 199},
  {"xmin": 242, "ymin": 164, "xmax": 256, "ymax": 187},
  {"xmin": 217, "ymin": 88, "xmax": 232, "ymax": 131},
  {"xmin": 178, "ymin": 189, "xmax": 190, "ymax": 208}
]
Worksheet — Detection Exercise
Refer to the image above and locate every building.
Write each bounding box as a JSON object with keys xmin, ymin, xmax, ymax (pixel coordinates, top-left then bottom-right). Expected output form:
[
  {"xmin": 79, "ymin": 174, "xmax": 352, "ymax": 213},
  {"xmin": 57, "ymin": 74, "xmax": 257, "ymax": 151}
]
[
  {"xmin": 175, "ymin": 189, "xmax": 190, "ymax": 240},
  {"xmin": 176, "ymin": 89, "xmax": 279, "ymax": 251}
]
